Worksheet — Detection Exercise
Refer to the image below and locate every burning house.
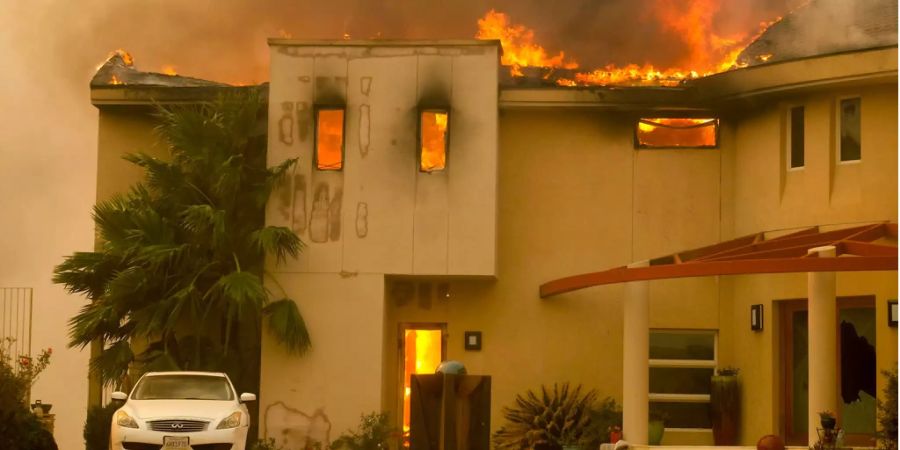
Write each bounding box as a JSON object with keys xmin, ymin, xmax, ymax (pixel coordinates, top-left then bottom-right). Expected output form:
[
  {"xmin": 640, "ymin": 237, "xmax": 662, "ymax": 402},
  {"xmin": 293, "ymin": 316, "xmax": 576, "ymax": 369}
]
[{"xmin": 88, "ymin": 0, "xmax": 897, "ymax": 448}]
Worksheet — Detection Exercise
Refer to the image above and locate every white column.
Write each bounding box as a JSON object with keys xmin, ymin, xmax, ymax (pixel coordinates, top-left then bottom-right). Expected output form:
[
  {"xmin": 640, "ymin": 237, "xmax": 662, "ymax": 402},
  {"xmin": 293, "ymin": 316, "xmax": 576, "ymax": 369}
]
[
  {"xmin": 623, "ymin": 260, "xmax": 650, "ymax": 445},
  {"xmin": 807, "ymin": 245, "xmax": 837, "ymax": 445}
]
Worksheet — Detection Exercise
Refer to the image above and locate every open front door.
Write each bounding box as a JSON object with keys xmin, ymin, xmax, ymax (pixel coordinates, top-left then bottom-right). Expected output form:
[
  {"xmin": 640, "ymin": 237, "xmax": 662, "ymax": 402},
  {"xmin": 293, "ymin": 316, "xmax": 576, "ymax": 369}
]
[
  {"xmin": 780, "ymin": 297, "xmax": 877, "ymax": 446},
  {"xmin": 399, "ymin": 324, "xmax": 446, "ymax": 446}
]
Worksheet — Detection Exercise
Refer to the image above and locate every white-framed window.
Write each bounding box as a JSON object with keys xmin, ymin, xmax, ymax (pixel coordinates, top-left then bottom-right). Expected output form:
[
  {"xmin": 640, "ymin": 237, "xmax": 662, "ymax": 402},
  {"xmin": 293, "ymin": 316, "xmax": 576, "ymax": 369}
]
[
  {"xmin": 787, "ymin": 105, "xmax": 805, "ymax": 169},
  {"xmin": 649, "ymin": 329, "xmax": 717, "ymax": 430},
  {"xmin": 837, "ymin": 97, "xmax": 861, "ymax": 163}
]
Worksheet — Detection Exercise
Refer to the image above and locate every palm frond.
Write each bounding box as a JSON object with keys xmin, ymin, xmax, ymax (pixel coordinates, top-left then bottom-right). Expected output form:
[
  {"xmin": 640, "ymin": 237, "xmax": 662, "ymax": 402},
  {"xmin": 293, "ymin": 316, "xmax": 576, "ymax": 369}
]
[
  {"xmin": 251, "ymin": 226, "xmax": 303, "ymax": 264},
  {"xmin": 263, "ymin": 298, "xmax": 311, "ymax": 355},
  {"xmin": 90, "ymin": 339, "xmax": 134, "ymax": 387}
]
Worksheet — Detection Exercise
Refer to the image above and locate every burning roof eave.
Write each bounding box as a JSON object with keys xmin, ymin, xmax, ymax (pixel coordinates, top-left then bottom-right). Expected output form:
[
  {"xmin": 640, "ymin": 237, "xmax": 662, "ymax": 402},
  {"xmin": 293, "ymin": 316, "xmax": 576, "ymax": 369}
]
[
  {"xmin": 499, "ymin": 46, "xmax": 897, "ymax": 112},
  {"xmin": 90, "ymin": 52, "xmax": 249, "ymax": 108}
]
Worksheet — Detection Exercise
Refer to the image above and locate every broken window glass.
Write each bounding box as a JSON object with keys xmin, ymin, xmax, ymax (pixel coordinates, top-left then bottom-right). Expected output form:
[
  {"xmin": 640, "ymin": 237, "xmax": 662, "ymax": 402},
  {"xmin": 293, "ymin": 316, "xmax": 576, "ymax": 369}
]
[
  {"xmin": 839, "ymin": 98, "xmax": 861, "ymax": 162},
  {"xmin": 636, "ymin": 118, "xmax": 718, "ymax": 148},
  {"xmin": 420, "ymin": 110, "xmax": 449, "ymax": 172},
  {"xmin": 316, "ymin": 108, "xmax": 344, "ymax": 170}
]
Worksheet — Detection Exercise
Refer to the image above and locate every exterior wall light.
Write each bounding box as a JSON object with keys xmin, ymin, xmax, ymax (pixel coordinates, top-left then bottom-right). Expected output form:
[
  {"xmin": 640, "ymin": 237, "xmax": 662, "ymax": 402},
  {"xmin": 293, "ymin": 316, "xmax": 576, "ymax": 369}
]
[
  {"xmin": 751, "ymin": 304, "xmax": 764, "ymax": 331},
  {"xmin": 464, "ymin": 331, "xmax": 482, "ymax": 351},
  {"xmin": 889, "ymin": 300, "xmax": 898, "ymax": 327}
]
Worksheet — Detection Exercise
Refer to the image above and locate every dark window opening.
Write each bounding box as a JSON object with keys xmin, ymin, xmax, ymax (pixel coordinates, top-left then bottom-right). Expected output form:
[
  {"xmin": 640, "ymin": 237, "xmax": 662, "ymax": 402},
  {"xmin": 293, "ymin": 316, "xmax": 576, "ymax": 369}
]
[
  {"xmin": 636, "ymin": 118, "xmax": 718, "ymax": 149},
  {"xmin": 789, "ymin": 106, "xmax": 805, "ymax": 168},
  {"xmin": 840, "ymin": 98, "xmax": 861, "ymax": 161}
]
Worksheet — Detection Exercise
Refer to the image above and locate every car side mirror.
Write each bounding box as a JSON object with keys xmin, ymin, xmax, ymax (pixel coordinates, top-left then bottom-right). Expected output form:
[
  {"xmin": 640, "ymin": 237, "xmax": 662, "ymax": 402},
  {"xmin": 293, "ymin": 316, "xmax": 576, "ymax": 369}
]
[
  {"xmin": 239, "ymin": 393, "xmax": 257, "ymax": 403},
  {"xmin": 111, "ymin": 391, "xmax": 128, "ymax": 401}
]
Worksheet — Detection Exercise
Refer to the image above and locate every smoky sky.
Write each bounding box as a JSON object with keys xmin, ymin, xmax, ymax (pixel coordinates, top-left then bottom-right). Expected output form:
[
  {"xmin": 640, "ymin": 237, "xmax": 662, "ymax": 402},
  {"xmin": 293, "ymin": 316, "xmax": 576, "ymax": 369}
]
[{"xmin": 8, "ymin": 0, "xmax": 795, "ymax": 88}]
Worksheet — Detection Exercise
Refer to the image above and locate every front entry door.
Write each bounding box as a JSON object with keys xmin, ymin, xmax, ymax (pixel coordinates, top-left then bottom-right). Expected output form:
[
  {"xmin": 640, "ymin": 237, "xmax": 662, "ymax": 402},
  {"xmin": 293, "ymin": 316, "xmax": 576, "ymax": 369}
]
[{"xmin": 780, "ymin": 297, "xmax": 877, "ymax": 446}]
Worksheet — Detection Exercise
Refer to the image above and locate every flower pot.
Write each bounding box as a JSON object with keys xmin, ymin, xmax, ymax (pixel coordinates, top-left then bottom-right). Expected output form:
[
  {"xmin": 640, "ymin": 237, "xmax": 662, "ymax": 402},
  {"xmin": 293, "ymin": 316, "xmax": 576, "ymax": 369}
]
[
  {"xmin": 562, "ymin": 446, "xmax": 584, "ymax": 450},
  {"xmin": 31, "ymin": 402, "xmax": 52, "ymax": 415},
  {"xmin": 609, "ymin": 430, "xmax": 622, "ymax": 443},
  {"xmin": 710, "ymin": 375, "xmax": 740, "ymax": 445},
  {"xmin": 648, "ymin": 420, "xmax": 665, "ymax": 445},
  {"xmin": 820, "ymin": 416, "xmax": 836, "ymax": 430}
]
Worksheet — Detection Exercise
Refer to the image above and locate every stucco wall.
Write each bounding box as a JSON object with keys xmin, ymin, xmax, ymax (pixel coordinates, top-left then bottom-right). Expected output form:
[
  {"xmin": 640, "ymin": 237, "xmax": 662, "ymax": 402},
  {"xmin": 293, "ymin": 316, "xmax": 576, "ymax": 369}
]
[
  {"xmin": 265, "ymin": 42, "xmax": 498, "ymax": 277},
  {"xmin": 378, "ymin": 108, "xmax": 724, "ymax": 445},
  {"xmin": 720, "ymin": 82, "xmax": 899, "ymax": 444}
]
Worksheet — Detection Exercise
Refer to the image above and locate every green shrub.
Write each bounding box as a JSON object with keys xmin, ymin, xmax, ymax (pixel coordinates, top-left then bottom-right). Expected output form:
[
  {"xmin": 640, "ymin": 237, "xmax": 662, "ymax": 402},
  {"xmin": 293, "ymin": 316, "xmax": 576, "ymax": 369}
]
[
  {"xmin": 331, "ymin": 412, "xmax": 396, "ymax": 450},
  {"xmin": 493, "ymin": 383, "xmax": 598, "ymax": 450},
  {"xmin": 0, "ymin": 339, "xmax": 56, "ymax": 450},
  {"xmin": 878, "ymin": 369, "xmax": 898, "ymax": 450},
  {"xmin": 84, "ymin": 402, "xmax": 121, "ymax": 450}
]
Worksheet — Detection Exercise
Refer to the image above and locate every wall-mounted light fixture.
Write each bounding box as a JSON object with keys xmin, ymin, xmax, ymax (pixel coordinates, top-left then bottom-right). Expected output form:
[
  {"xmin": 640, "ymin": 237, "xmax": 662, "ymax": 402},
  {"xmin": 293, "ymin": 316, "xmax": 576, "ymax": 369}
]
[
  {"xmin": 751, "ymin": 304, "xmax": 764, "ymax": 331},
  {"xmin": 464, "ymin": 331, "xmax": 482, "ymax": 351},
  {"xmin": 889, "ymin": 300, "xmax": 897, "ymax": 327}
]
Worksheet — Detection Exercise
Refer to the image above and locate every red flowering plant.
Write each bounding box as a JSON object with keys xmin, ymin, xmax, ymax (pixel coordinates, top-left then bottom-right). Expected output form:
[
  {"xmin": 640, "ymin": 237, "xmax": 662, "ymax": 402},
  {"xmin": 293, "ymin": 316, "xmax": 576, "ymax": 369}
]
[{"xmin": 0, "ymin": 337, "xmax": 52, "ymax": 405}]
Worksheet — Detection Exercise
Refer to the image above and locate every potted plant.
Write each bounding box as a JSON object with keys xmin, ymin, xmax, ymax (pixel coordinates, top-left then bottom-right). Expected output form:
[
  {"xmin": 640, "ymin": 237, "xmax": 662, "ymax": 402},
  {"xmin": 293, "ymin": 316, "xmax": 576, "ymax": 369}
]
[
  {"xmin": 819, "ymin": 411, "xmax": 836, "ymax": 430},
  {"xmin": 710, "ymin": 367, "xmax": 741, "ymax": 445},
  {"xmin": 559, "ymin": 427, "xmax": 586, "ymax": 450},
  {"xmin": 608, "ymin": 425, "xmax": 622, "ymax": 444},
  {"xmin": 648, "ymin": 410, "xmax": 666, "ymax": 445}
]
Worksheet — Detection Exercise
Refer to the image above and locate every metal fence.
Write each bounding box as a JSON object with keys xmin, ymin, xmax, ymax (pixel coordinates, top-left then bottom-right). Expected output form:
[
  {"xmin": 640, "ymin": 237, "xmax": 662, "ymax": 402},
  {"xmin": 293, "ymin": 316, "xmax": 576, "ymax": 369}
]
[{"xmin": 0, "ymin": 287, "xmax": 33, "ymax": 371}]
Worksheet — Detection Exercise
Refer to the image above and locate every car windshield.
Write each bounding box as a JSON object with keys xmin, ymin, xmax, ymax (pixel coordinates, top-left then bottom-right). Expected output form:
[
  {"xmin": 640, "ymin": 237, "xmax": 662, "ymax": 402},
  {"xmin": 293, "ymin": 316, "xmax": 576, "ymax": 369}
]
[{"xmin": 132, "ymin": 375, "xmax": 234, "ymax": 401}]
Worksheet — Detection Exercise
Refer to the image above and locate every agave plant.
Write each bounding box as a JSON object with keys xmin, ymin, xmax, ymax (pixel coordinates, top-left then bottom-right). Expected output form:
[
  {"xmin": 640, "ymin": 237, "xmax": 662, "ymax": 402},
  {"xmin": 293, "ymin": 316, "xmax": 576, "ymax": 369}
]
[
  {"xmin": 53, "ymin": 88, "xmax": 310, "ymax": 392},
  {"xmin": 493, "ymin": 383, "xmax": 598, "ymax": 449}
]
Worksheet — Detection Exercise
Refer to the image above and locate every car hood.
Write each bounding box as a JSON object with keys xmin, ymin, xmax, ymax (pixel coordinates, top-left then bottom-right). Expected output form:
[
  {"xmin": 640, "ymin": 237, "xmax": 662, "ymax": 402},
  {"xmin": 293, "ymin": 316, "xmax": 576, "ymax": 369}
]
[{"xmin": 126, "ymin": 399, "xmax": 238, "ymax": 420}]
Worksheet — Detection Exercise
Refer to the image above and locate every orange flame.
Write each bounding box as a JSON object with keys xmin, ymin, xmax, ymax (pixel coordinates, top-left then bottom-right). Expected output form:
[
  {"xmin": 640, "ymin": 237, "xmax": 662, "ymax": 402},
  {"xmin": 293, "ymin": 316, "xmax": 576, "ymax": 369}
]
[
  {"xmin": 110, "ymin": 49, "xmax": 134, "ymax": 67},
  {"xmin": 476, "ymin": 3, "xmax": 783, "ymax": 86},
  {"xmin": 161, "ymin": 65, "xmax": 177, "ymax": 76},
  {"xmin": 109, "ymin": 75, "xmax": 123, "ymax": 85},
  {"xmin": 476, "ymin": 10, "xmax": 578, "ymax": 77}
]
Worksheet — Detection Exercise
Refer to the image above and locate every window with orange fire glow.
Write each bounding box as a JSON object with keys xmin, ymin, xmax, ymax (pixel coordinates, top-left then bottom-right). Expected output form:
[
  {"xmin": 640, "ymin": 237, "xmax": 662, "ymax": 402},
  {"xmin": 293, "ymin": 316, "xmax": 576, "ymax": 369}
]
[
  {"xmin": 635, "ymin": 118, "xmax": 718, "ymax": 148},
  {"xmin": 419, "ymin": 110, "xmax": 449, "ymax": 172},
  {"xmin": 316, "ymin": 108, "xmax": 345, "ymax": 170},
  {"xmin": 402, "ymin": 329, "xmax": 443, "ymax": 441}
]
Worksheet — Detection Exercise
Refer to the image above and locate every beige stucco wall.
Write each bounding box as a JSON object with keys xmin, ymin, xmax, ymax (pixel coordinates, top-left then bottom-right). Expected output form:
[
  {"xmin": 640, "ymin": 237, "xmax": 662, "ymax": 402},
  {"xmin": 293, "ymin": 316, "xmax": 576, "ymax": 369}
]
[
  {"xmin": 379, "ymin": 108, "xmax": 724, "ymax": 445},
  {"xmin": 719, "ymin": 81, "xmax": 899, "ymax": 444}
]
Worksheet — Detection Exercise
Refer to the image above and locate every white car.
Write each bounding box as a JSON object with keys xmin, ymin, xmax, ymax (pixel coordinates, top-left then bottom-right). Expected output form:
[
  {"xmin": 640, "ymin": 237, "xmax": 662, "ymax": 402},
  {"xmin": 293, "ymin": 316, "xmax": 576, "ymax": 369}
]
[{"xmin": 109, "ymin": 371, "xmax": 256, "ymax": 450}]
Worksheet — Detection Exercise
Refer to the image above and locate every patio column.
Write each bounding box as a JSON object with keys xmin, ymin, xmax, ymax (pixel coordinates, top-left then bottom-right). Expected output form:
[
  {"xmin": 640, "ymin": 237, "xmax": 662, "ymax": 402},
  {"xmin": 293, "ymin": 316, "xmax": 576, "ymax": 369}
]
[
  {"xmin": 623, "ymin": 260, "xmax": 649, "ymax": 445},
  {"xmin": 807, "ymin": 245, "xmax": 837, "ymax": 445}
]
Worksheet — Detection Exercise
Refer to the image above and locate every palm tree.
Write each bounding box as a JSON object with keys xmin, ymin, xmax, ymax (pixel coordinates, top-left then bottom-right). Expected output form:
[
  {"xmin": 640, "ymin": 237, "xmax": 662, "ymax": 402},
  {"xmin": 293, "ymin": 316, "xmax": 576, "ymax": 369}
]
[{"xmin": 53, "ymin": 88, "xmax": 310, "ymax": 392}]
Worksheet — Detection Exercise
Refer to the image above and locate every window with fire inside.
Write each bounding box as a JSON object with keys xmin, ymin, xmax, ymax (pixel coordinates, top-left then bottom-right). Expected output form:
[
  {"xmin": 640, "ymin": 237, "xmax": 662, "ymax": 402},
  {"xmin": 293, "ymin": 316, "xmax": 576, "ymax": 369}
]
[{"xmin": 635, "ymin": 118, "xmax": 719, "ymax": 149}]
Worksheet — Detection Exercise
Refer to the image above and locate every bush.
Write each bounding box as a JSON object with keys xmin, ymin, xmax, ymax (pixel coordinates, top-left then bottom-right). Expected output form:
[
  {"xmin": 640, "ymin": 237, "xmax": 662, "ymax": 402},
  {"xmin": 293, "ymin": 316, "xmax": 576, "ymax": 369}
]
[
  {"xmin": 0, "ymin": 338, "xmax": 56, "ymax": 450},
  {"xmin": 493, "ymin": 383, "xmax": 598, "ymax": 450},
  {"xmin": 878, "ymin": 369, "xmax": 898, "ymax": 450},
  {"xmin": 84, "ymin": 402, "xmax": 121, "ymax": 450},
  {"xmin": 331, "ymin": 412, "xmax": 397, "ymax": 450}
]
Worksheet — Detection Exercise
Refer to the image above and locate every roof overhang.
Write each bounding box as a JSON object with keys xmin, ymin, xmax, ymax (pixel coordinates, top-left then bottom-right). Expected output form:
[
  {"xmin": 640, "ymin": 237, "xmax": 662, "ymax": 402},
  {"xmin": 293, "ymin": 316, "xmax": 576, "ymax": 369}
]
[{"xmin": 540, "ymin": 222, "xmax": 898, "ymax": 299}]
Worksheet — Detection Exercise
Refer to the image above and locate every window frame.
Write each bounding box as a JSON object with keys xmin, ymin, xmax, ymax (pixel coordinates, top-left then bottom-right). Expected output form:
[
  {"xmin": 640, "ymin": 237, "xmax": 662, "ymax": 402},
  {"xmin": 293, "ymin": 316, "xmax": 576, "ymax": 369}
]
[
  {"xmin": 417, "ymin": 108, "xmax": 451, "ymax": 173},
  {"xmin": 649, "ymin": 329, "xmax": 718, "ymax": 431},
  {"xmin": 633, "ymin": 117, "xmax": 720, "ymax": 150},
  {"xmin": 836, "ymin": 96, "xmax": 862, "ymax": 164},
  {"xmin": 786, "ymin": 105, "xmax": 805, "ymax": 170},
  {"xmin": 313, "ymin": 105, "xmax": 346, "ymax": 171}
]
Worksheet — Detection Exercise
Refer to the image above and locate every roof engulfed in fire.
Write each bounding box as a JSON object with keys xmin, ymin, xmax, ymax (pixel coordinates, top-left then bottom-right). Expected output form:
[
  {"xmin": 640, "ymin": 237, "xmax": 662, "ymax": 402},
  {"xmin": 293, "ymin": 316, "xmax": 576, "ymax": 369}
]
[
  {"xmin": 737, "ymin": 0, "xmax": 898, "ymax": 67},
  {"xmin": 90, "ymin": 50, "xmax": 227, "ymax": 88}
]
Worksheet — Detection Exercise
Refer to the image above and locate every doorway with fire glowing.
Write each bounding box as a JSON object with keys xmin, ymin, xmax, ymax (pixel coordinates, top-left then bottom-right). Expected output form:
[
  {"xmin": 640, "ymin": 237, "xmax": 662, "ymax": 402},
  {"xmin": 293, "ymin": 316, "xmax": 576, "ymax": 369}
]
[{"xmin": 399, "ymin": 323, "xmax": 447, "ymax": 444}]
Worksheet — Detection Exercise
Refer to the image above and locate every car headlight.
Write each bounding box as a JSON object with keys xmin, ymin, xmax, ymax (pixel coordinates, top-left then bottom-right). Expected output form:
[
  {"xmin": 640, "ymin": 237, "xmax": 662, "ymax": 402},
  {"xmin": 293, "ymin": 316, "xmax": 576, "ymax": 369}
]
[
  {"xmin": 116, "ymin": 410, "xmax": 139, "ymax": 429},
  {"xmin": 216, "ymin": 411, "xmax": 242, "ymax": 429}
]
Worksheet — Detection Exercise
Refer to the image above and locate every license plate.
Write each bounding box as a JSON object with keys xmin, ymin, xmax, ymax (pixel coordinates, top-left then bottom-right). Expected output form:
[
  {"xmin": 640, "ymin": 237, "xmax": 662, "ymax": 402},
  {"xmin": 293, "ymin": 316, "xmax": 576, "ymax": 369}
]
[{"xmin": 163, "ymin": 436, "xmax": 190, "ymax": 449}]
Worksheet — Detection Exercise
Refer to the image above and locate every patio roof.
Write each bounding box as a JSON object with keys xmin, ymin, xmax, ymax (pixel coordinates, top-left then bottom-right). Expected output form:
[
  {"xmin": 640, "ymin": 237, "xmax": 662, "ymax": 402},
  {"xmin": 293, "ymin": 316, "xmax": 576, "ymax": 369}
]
[{"xmin": 540, "ymin": 222, "xmax": 898, "ymax": 298}]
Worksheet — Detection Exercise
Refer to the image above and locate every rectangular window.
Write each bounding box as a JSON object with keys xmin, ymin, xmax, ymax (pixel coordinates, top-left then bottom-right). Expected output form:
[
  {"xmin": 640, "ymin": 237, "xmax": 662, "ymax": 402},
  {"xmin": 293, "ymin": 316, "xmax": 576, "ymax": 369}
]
[
  {"xmin": 401, "ymin": 326, "xmax": 444, "ymax": 445},
  {"xmin": 315, "ymin": 108, "xmax": 345, "ymax": 170},
  {"xmin": 636, "ymin": 118, "xmax": 718, "ymax": 149},
  {"xmin": 419, "ymin": 110, "xmax": 449, "ymax": 172},
  {"xmin": 789, "ymin": 106, "xmax": 805, "ymax": 168},
  {"xmin": 839, "ymin": 98, "xmax": 861, "ymax": 161},
  {"xmin": 649, "ymin": 330, "xmax": 717, "ymax": 429}
]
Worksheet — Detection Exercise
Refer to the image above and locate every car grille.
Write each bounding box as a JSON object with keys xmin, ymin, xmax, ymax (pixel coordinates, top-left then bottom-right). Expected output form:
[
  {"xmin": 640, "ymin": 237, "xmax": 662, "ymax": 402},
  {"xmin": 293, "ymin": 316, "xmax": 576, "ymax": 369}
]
[
  {"xmin": 122, "ymin": 443, "xmax": 161, "ymax": 450},
  {"xmin": 147, "ymin": 419, "xmax": 209, "ymax": 432}
]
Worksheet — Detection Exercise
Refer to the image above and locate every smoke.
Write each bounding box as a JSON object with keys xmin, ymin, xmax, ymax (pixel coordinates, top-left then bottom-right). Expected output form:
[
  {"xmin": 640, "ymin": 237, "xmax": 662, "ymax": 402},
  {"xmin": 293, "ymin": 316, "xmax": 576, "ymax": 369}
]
[{"xmin": 0, "ymin": 0, "xmax": 796, "ymax": 447}]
